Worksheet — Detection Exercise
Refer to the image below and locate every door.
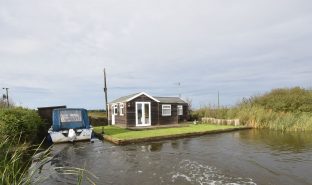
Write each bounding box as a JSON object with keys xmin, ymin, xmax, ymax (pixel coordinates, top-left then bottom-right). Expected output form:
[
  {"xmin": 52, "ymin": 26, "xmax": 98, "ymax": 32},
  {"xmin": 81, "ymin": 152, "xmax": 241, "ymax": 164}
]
[
  {"xmin": 135, "ymin": 102, "xmax": 151, "ymax": 126},
  {"xmin": 111, "ymin": 104, "xmax": 116, "ymax": 125}
]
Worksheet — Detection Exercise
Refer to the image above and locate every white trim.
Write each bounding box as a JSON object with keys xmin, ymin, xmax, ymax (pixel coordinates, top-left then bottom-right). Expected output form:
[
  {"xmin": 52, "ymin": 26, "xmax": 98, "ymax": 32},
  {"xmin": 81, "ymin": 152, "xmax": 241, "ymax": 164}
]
[
  {"xmin": 119, "ymin": 103, "xmax": 124, "ymax": 116},
  {"xmin": 112, "ymin": 104, "xmax": 118, "ymax": 115},
  {"xmin": 135, "ymin": 102, "xmax": 151, "ymax": 127},
  {"xmin": 177, "ymin": 105, "xmax": 183, "ymax": 116},
  {"xmin": 126, "ymin": 92, "xmax": 160, "ymax": 102},
  {"xmin": 162, "ymin": 104, "xmax": 171, "ymax": 116},
  {"xmin": 111, "ymin": 104, "xmax": 116, "ymax": 125}
]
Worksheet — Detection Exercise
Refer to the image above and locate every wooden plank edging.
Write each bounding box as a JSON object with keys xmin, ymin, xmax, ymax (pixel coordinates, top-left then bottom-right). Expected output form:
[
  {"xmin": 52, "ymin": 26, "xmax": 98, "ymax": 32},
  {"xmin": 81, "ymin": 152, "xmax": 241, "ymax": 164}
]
[{"xmin": 103, "ymin": 127, "xmax": 252, "ymax": 145}]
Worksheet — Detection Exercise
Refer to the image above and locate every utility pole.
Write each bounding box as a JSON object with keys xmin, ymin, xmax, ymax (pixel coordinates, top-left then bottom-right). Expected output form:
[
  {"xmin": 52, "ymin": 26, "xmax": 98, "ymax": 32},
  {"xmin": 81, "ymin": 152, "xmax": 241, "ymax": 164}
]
[
  {"xmin": 103, "ymin": 68, "xmax": 109, "ymax": 133},
  {"xmin": 177, "ymin": 82, "xmax": 181, "ymax": 98},
  {"xmin": 2, "ymin": 88, "xmax": 9, "ymax": 107}
]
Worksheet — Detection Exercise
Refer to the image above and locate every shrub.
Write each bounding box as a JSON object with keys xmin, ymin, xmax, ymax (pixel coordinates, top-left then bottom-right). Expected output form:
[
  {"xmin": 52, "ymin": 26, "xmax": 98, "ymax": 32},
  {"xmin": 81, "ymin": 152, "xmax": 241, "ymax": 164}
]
[
  {"xmin": 192, "ymin": 87, "xmax": 312, "ymax": 131},
  {"xmin": 247, "ymin": 87, "xmax": 312, "ymax": 113},
  {"xmin": 0, "ymin": 107, "xmax": 42, "ymax": 143}
]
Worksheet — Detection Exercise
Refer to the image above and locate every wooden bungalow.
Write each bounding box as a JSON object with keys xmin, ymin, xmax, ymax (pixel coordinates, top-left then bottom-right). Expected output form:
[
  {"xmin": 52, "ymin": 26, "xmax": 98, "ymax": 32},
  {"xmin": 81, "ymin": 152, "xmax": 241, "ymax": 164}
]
[{"xmin": 107, "ymin": 92, "xmax": 188, "ymax": 127}]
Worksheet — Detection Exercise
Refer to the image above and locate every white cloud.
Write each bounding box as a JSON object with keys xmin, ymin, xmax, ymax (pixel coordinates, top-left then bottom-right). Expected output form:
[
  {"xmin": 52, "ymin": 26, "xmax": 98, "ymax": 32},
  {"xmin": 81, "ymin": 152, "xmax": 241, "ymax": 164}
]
[
  {"xmin": 0, "ymin": 0, "xmax": 312, "ymax": 108},
  {"xmin": 0, "ymin": 38, "xmax": 42, "ymax": 54}
]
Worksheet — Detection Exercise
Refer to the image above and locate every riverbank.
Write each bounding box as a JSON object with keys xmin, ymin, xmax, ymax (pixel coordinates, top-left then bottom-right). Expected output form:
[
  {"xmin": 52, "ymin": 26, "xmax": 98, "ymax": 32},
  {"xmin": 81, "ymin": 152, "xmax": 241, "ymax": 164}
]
[
  {"xmin": 193, "ymin": 87, "xmax": 312, "ymax": 131},
  {"xmin": 94, "ymin": 124, "xmax": 251, "ymax": 145}
]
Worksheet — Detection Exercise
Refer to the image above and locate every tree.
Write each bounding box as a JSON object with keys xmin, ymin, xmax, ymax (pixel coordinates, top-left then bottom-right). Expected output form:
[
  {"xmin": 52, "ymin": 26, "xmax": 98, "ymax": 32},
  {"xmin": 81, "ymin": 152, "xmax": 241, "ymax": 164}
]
[{"xmin": 185, "ymin": 97, "xmax": 192, "ymax": 111}]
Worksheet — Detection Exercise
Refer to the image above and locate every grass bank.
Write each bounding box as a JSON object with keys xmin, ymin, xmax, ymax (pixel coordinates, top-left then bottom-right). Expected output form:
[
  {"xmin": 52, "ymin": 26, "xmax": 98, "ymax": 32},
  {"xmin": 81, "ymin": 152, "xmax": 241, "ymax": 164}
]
[
  {"xmin": 193, "ymin": 87, "xmax": 312, "ymax": 131},
  {"xmin": 94, "ymin": 124, "xmax": 249, "ymax": 145}
]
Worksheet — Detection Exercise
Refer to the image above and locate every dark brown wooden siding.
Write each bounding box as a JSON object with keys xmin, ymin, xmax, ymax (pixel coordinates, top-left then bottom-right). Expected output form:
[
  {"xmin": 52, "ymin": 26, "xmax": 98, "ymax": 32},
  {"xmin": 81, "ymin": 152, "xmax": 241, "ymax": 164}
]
[
  {"xmin": 126, "ymin": 94, "xmax": 158, "ymax": 127},
  {"xmin": 114, "ymin": 102, "xmax": 127, "ymax": 125},
  {"xmin": 109, "ymin": 94, "xmax": 189, "ymax": 127},
  {"xmin": 158, "ymin": 103, "xmax": 189, "ymax": 124},
  {"xmin": 159, "ymin": 103, "xmax": 178, "ymax": 125},
  {"xmin": 178, "ymin": 104, "xmax": 189, "ymax": 122},
  {"xmin": 37, "ymin": 105, "xmax": 66, "ymax": 125},
  {"xmin": 126, "ymin": 101, "xmax": 136, "ymax": 127},
  {"xmin": 151, "ymin": 101, "xmax": 159, "ymax": 126}
]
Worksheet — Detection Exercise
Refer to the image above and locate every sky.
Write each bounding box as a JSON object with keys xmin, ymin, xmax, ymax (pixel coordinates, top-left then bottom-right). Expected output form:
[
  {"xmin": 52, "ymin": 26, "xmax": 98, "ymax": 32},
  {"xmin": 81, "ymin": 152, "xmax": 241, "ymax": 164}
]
[{"xmin": 0, "ymin": 0, "xmax": 312, "ymax": 109}]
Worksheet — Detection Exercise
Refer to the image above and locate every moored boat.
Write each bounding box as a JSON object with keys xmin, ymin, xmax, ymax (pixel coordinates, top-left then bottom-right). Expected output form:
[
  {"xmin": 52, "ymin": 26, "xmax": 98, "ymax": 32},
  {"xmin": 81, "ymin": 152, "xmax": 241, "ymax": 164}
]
[{"xmin": 48, "ymin": 108, "xmax": 93, "ymax": 143}]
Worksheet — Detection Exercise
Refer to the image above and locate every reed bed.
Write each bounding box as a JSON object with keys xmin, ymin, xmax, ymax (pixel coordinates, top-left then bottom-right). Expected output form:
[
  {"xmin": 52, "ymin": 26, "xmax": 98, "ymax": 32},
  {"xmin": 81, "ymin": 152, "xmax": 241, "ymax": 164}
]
[
  {"xmin": 193, "ymin": 87, "xmax": 312, "ymax": 131},
  {"xmin": 0, "ymin": 136, "xmax": 98, "ymax": 185}
]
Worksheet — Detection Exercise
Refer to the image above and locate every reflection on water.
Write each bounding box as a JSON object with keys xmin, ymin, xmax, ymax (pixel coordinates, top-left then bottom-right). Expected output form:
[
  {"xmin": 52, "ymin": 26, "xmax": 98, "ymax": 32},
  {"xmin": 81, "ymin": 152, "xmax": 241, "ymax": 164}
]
[
  {"xmin": 239, "ymin": 129, "xmax": 312, "ymax": 153},
  {"xmin": 149, "ymin": 142, "xmax": 163, "ymax": 152},
  {"xmin": 38, "ymin": 130, "xmax": 312, "ymax": 185}
]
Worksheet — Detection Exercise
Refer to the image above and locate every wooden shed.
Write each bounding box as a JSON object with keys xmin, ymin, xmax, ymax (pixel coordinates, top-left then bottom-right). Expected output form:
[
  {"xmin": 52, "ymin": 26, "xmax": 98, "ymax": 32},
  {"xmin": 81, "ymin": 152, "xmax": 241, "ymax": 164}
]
[
  {"xmin": 108, "ymin": 92, "xmax": 188, "ymax": 127},
  {"xmin": 37, "ymin": 105, "xmax": 67, "ymax": 125}
]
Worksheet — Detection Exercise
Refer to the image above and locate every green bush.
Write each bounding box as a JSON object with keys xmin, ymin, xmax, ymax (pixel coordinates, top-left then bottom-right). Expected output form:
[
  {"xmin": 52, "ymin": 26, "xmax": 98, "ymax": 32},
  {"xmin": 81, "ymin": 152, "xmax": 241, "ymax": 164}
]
[
  {"xmin": 0, "ymin": 107, "xmax": 42, "ymax": 143},
  {"xmin": 248, "ymin": 87, "xmax": 312, "ymax": 112}
]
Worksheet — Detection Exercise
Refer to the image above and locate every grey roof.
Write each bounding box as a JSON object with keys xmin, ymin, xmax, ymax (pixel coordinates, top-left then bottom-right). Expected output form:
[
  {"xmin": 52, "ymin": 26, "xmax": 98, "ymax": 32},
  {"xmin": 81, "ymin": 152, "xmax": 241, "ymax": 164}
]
[
  {"xmin": 154, "ymin": 97, "xmax": 187, "ymax": 104},
  {"xmin": 110, "ymin": 92, "xmax": 140, "ymax": 104},
  {"xmin": 110, "ymin": 92, "xmax": 187, "ymax": 104}
]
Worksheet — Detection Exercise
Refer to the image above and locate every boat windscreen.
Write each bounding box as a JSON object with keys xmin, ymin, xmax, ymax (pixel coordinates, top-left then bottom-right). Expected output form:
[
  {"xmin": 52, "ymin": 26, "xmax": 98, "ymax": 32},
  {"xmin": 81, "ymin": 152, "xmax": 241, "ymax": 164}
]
[{"xmin": 60, "ymin": 110, "xmax": 84, "ymax": 129}]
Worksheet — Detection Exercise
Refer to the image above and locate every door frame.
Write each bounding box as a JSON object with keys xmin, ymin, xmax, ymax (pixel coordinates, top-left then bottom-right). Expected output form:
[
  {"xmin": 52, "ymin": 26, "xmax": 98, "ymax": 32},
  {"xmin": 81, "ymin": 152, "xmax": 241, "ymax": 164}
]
[
  {"xmin": 111, "ymin": 104, "xmax": 116, "ymax": 125},
  {"xmin": 135, "ymin": 102, "xmax": 151, "ymax": 127}
]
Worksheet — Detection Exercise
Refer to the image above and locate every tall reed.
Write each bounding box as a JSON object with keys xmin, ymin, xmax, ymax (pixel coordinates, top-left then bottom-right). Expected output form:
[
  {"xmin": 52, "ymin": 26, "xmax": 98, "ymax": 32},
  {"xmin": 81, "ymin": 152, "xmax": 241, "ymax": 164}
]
[
  {"xmin": 192, "ymin": 87, "xmax": 312, "ymax": 131},
  {"xmin": 0, "ymin": 136, "xmax": 98, "ymax": 185}
]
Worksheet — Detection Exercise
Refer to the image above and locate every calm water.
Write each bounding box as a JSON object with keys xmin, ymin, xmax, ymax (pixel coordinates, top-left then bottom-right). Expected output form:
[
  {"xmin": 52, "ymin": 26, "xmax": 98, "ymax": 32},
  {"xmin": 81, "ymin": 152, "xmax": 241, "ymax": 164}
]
[{"xmin": 39, "ymin": 129, "xmax": 312, "ymax": 185}]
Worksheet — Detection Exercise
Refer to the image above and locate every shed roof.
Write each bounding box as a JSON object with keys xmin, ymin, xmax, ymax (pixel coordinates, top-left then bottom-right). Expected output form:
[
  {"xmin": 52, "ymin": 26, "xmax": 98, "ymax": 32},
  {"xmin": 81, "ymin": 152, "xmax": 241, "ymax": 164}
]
[
  {"xmin": 154, "ymin": 97, "xmax": 187, "ymax": 104},
  {"xmin": 110, "ymin": 92, "xmax": 140, "ymax": 104},
  {"xmin": 109, "ymin": 92, "xmax": 187, "ymax": 104}
]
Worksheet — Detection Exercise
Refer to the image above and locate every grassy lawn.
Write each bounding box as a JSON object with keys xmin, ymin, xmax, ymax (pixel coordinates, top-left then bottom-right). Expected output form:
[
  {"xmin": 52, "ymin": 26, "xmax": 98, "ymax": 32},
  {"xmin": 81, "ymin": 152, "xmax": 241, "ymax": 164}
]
[{"xmin": 94, "ymin": 123, "xmax": 242, "ymax": 141}]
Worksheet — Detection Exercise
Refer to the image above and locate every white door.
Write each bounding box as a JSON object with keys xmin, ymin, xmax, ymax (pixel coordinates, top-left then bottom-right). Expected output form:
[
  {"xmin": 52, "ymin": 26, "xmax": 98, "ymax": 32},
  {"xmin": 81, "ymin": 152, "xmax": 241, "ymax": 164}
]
[
  {"xmin": 111, "ymin": 104, "xmax": 116, "ymax": 125},
  {"xmin": 135, "ymin": 102, "xmax": 151, "ymax": 127},
  {"xmin": 112, "ymin": 114, "xmax": 115, "ymax": 125}
]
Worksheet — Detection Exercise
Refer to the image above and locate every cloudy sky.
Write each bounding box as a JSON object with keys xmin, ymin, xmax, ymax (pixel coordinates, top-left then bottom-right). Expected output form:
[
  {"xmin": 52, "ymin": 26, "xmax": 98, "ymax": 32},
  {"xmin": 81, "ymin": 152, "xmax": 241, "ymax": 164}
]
[{"xmin": 0, "ymin": 0, "xmax": 312, "ymax": 109}]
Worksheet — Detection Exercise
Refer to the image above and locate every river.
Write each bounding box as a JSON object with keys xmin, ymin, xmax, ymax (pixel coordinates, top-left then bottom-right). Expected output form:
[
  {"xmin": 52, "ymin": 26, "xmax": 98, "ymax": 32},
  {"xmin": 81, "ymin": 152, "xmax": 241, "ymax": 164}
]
[{"xmin": 38, "ymin": 129, "xmax": 312, "ymax": 185}]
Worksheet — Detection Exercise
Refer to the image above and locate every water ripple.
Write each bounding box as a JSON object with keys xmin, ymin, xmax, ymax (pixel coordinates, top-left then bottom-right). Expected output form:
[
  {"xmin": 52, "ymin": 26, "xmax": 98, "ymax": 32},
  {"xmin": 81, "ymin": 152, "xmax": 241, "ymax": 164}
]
[{"xmin": 171, "ymin": 159, "xmax": 256, "ymax": 185}]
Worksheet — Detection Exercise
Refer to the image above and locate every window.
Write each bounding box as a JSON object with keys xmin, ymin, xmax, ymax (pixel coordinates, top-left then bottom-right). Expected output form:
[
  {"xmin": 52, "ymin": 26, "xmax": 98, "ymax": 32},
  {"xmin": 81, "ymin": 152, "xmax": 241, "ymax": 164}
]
[
  {"xmin": 119, "ymin": 103, "xmax": 124, "ymax": 116},
  {"xmin": 178, "ymin": 105, "xmax": 183, "ymax": 116},
  {"xmin": 60, "ymin": 110, "xmax": 82, "ymax": 122},
  {"xmin": 162, "ymin": 104, "xmax": 171, "ymax": 116},
  {"xmin": 113, "ymin": 104, "xmax": 118, "ymax": 115},
  {"xmin": 60, "ymin": 110, "xmax": 83, "ymax": 129}
]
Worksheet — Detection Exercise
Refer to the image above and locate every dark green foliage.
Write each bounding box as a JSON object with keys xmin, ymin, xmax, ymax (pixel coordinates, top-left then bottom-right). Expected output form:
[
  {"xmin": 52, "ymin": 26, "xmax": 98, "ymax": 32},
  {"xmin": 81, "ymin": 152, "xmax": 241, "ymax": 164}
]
[
  {"xmin": 244, "ymin": 87, "xmax": 312, "ymax": 112},
  {"xmin": 0, "ymin": 108, "xmax": 97, "ymax": 184},
  {"xmin": 0, "ymin": 107, "xmax": 42, "ymax": 143}
]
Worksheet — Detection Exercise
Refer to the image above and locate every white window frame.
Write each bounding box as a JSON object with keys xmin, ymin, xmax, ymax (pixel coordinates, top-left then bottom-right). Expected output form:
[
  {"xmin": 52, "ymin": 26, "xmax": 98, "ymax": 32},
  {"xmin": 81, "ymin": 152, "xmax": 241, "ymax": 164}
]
[
  {"xmin": 119, "ymin": 103, "xmax": 124, "ymax": 116},
  {"xmin": 113, "ymin": 104, "xmax": 118, "ymax": 115},
  {"xmin": 162, "ymin": 104, "xmax": 171, "ymax": 116},
  {"xmin": 178, "ymin": 105, "xmax": 183, "ymax": 116}
]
